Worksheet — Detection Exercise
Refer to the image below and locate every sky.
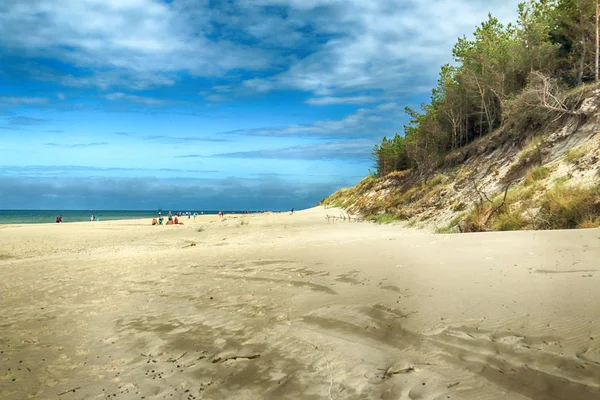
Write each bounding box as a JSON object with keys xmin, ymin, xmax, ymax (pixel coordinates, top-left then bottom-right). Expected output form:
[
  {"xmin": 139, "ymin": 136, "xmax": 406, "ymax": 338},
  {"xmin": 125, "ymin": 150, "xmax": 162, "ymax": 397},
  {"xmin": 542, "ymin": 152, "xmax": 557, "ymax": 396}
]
[{"xmin": 0, "ymin": 0, "xmax": 520, "ymax": 211}]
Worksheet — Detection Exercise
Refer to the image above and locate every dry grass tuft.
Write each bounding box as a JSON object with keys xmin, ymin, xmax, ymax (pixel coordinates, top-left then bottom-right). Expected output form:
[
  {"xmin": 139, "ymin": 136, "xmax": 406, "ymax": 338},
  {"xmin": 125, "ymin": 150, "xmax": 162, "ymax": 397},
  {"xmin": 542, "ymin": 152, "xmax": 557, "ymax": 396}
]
[
  {"xmin": 524, "ymin": 166, "xmax": 551, "ymax": 185},
  {"xmin": 537, "ymin": 184, "xmax": 600, "ymax": 229},
  {"xmin": 565, "ymin": 146, "xmax": 588, "ymax": 164}
]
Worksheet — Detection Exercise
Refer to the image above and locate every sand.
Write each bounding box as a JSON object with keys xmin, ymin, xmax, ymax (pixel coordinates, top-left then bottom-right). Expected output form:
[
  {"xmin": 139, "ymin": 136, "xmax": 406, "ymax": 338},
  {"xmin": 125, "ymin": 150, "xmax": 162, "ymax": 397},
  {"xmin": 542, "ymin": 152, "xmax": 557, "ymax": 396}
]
[{"xmin": 0, "ymin": 207, "xmax": 599, "ymax": 400}]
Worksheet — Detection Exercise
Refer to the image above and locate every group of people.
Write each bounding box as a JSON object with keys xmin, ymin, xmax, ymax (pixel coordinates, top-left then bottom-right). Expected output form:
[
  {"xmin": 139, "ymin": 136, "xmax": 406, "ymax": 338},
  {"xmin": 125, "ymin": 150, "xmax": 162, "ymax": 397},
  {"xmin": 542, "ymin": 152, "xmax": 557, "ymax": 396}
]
[
  {"xmin": 55, "ymin": 215, "xmax": 63, "ymax": 223},
  {"xmin": 152, "ymin": 211, "xmax": 182, "ymax": 226},
  {"xmin": 90, "ymin": 215, "xmax": 99, "ymax": 222}
]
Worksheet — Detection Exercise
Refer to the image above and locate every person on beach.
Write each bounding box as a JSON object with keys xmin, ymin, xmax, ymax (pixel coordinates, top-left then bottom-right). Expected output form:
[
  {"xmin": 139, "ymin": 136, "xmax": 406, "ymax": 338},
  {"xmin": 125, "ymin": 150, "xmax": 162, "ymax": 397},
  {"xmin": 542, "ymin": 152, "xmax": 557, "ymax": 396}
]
[
  {"xmin": 291, "ymin": 208, "xmax": 294, "ymax": 214},
  {"xmin": 152, "ymin": 218, "xmax": 158, "ymax": 225},
  {"xmin": 56, "ymin": 215, "xmax": 62, "ymax": 223},
  {"xmin": 174, "ymin": 216, "xmax": 179, "ymax": 224},
  {"xmin": 168, "ymin": 211, "xmax": 173, "ymax": 223}
]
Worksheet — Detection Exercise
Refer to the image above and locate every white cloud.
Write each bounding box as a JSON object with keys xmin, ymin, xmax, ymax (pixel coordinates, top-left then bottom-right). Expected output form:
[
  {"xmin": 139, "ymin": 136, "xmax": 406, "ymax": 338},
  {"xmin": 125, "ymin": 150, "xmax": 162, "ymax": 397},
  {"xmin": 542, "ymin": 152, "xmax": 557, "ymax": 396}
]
[
  {"xmin": 105, "ymin": 92, "xmax": 166, "ymax": 105},
  {"xmin": 221, "ymin": 102, "xmax": 403, "ymax": 138},
  {"xmin": 0, "ymin": 0, "xmax": 520, "ymax": 96},
  {"xmin": 0, "ymin": 96, "xmax": 49, "ymax": 105},
  {"xmin": 0, "ymin": 0, "xmax": 274, "ymax": 89},
  {"xmin": 306, "ymin": 96, "xmax": 379, "ymax": 105},
  {"xmin": 207, "ymin": 139, "xmax": 374, "ymax": 160},
  {"xmin": 237, "ymin": 0, "xmax": 520, "ymax": 97}
]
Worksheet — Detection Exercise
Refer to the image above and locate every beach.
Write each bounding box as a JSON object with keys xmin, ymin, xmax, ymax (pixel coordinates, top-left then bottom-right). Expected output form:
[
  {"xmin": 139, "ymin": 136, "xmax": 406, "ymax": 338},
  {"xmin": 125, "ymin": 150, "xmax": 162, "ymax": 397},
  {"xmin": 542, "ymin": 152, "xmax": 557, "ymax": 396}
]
[{"xmin": 1, "ymin": 207, "xmax": 599, "ymax": 400}]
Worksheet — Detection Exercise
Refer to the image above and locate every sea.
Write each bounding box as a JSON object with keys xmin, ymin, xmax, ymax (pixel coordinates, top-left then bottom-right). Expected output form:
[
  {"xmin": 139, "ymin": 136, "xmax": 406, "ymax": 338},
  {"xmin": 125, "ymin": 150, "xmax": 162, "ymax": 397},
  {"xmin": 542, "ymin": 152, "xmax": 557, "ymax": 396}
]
[{"xmin": 0, "ymin": 210, "xmax": 235, "ymax": 224}]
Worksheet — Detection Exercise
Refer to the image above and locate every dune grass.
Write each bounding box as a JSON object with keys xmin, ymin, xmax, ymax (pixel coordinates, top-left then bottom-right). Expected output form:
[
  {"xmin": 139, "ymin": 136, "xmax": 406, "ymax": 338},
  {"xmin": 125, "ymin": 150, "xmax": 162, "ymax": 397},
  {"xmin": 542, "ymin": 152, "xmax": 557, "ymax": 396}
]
[
  {"xmin": 524, "ymin": 166, "xmax": 551, "ymax": 185},
  {"xmin": 536, "ymin": 184, "xmax": 600, "ymax": 229},
  {"xmin": 373, "ymin": 214, "xmax": 398, "ymax": 224}
]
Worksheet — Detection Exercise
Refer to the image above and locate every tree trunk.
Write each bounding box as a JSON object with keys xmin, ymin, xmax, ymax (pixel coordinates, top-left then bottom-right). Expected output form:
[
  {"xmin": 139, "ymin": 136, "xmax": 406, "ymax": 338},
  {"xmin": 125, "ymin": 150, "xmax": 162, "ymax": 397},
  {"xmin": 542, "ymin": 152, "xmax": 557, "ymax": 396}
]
[
  {"xmin": 579, "ymin": 1, "xmax": 588, "ymax": 85},
  {"xmin": 594, "ymin": 0, "xmax": 600, "ymax": 81}
]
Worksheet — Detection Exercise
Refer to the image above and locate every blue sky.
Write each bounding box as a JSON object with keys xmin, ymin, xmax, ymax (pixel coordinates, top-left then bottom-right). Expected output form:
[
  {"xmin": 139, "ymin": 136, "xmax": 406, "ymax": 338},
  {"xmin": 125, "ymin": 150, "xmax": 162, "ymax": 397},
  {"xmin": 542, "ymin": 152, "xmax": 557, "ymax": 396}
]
[{"xmin": 0, "ymin": 0, "xmax": 519, "ymax": 211}]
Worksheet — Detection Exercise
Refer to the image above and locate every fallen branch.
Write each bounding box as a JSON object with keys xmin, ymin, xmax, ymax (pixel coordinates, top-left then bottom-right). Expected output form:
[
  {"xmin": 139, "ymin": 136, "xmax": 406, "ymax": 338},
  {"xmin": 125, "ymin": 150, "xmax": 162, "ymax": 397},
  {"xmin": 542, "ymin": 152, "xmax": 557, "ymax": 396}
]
[
  {"xmin": 212, "ymin": 354, "xmax": 260, "ymax": 363},
  {"xmin": 470, "ymin": 175, "xmax": 493, "ymax": 204},
  {"xmin": 58, "ymin": 387, "xmax": 81, "ymax": 396},
  {"xmin": 378, "ymin": 364, "xmax": 415, "ymax": 379},
  {"xmin": 484, "ymin": 180, "xmax": 514, "ymax": 226}
]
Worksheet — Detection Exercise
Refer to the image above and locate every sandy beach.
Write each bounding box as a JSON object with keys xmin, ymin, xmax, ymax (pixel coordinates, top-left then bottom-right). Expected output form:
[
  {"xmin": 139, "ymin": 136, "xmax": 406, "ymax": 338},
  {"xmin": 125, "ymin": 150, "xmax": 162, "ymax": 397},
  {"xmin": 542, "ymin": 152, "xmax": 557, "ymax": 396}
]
[{"xmin": 1, "ymin": 207, "xmax": 599, "ymax": 400}]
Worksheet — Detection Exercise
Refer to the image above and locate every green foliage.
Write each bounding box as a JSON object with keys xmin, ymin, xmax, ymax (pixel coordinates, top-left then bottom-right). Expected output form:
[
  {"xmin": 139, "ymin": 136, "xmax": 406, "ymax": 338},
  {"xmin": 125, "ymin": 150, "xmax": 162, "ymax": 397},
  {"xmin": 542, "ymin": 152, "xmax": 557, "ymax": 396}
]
[
  {"xmin": 374, "ymin": 214, "xmax": 398, "ymax": 224},
  {"xmin": 372, "ymin": 0, "xmax": 597, "ymax": 177},
  {"xmin": 372, "ymin": 134, "xmax": 410, "ymax": 176}
]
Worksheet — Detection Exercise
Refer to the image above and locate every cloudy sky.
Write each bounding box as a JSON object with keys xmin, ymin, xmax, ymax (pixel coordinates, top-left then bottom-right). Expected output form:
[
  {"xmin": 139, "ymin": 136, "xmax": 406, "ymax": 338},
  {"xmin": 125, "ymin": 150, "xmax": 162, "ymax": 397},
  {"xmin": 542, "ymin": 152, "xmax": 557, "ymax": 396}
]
[{"xmin": 0, "ymin": 0, "xmax": 519, "ymax": 211}]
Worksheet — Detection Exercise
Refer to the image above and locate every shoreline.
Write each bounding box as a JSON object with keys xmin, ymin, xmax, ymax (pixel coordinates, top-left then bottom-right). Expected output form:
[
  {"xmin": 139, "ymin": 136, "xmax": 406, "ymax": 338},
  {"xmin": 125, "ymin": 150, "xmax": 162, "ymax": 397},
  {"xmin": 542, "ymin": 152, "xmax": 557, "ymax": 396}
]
[{"xmin": 0, "ymin": 210, "xmax": 291, "ymax": 226}]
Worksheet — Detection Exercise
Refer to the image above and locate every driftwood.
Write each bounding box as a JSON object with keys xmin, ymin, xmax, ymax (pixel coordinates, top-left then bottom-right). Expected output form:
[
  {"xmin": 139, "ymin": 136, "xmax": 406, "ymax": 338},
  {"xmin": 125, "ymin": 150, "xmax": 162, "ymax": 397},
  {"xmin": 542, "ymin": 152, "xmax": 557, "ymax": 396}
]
[
  {"xmin": 58, "ymin": 387, "xmax": 81, "ymax": 396},
  {"xmin": 325, "ymin": 212, "xmax": 364, "ymax": 223},
  {"xmin": 212, "ymin": 354, "xmax": 260, "ymax": 363},
  {"xmin": 378, "ymin": 364, "xmax": 415, "ymax": 379}
]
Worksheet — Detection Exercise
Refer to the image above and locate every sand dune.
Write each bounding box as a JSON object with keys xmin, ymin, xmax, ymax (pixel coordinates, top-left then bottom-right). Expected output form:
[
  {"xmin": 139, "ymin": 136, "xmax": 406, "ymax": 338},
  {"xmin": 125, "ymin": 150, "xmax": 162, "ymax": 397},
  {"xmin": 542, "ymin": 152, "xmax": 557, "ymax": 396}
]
[{"xmin": 1, "ymin": 207, "xmax": 599, "ymax": 399}]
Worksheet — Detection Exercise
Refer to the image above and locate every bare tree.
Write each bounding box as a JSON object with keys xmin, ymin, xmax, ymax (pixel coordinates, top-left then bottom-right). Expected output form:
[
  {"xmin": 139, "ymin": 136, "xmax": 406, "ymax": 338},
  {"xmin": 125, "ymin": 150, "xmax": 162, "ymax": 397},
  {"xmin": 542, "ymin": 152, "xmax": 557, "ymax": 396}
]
[{"xmin": 522, "ymin": 72, "xmax": 588, "ymax": 116}]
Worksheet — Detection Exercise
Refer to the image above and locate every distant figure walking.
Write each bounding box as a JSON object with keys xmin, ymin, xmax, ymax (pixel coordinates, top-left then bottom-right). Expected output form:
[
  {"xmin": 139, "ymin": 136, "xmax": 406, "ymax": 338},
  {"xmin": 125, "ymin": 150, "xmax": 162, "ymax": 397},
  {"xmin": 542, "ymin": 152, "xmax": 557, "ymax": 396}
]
[{"xmin": 291, "ymin": 208, "xmax": 294, "ymax": 214}]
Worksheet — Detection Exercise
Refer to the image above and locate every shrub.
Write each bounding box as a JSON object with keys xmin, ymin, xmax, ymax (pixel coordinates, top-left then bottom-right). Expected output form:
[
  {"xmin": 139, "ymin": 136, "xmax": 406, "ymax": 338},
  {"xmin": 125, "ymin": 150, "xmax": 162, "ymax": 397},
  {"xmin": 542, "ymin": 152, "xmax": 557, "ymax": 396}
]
[{"xmin": 462, "ymin": 202, "xmax": 492, "ymax": 232}]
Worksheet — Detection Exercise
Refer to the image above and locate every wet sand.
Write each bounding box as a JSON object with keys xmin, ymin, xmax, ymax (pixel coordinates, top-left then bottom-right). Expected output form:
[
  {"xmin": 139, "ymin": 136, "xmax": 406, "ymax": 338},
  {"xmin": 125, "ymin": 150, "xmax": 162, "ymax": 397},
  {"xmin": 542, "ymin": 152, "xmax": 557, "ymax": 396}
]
[{"xmin": 1, "ymin": 207, "xmax": 599, "ymax": 400}]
